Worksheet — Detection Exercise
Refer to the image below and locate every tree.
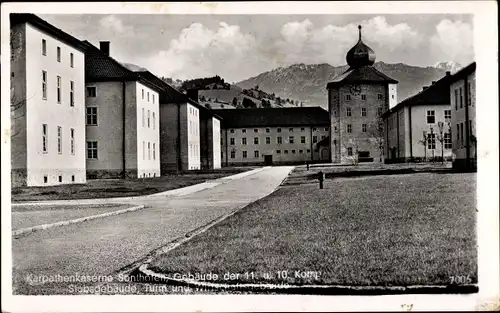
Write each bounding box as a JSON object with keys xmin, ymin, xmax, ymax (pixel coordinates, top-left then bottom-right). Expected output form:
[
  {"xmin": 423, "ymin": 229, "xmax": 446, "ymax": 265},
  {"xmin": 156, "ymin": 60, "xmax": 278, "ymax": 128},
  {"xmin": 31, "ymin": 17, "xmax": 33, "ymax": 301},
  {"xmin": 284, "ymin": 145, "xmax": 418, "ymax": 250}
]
[
  {"xmin": 254, "ymin": 85, "xmax": 259, "ymax": 91},
  {"xmin": 232, "ymin": 97, "xmax": 238, "ymax": 107},
  {"xmin": 419, "ymin": 131, "xmax": 428, "ymax": 162},
  {"xmin": 200, "ymin": 95, "xmax": 206, "ymax": 102},
  {"xmin": 436, "ymin": 121, "xmax": 447, "ymax": 163},
  {"xmin": 261, "ymin": 99, "xmax": 271, "ymax": 108},
  {"xmin": 242, "ymin": 97, "xmax": 257, "ymax": 108}
]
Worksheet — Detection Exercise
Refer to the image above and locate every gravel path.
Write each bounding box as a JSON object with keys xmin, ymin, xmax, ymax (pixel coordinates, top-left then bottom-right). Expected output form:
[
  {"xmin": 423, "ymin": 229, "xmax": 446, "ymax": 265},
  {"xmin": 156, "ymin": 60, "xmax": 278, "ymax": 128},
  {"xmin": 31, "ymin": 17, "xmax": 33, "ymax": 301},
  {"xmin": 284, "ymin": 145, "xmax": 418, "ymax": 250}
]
[{"xmin": 12, "ymin": 166, "xmax": 294, "ymax": 295}]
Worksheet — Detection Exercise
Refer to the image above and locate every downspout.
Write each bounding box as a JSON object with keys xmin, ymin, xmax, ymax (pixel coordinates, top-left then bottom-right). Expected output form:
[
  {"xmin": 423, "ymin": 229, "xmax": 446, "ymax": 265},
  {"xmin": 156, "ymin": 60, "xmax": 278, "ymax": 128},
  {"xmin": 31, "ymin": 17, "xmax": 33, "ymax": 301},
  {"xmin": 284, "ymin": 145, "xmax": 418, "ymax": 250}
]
[
  {"xmin": 176, "ymin": 102, "xmax": 182, "ymax": 172},
  {"xmin": 122, "ymin": 81, "xmax": 126, "ymax": 178},
  {"xmin": 205, "ymin": 115, "xmax": 209, "ymax": 169},
  {"xmin": 396, "ymin": 110, "xmax": 400, "ymax": 159},
  {"xmin": 409, "ymin": 106, "xmax": 413, "ymax": 158},
  {"xmin": 225, "ymin": 127, "xmax": 228, "ymax": 167},
  {"xmin": 464, "ymin": 78, "xmax": 470, "ymax": 169},
  {"xmin": 310, "ymin": 127, "xmax": 313, "ymax": 162}
]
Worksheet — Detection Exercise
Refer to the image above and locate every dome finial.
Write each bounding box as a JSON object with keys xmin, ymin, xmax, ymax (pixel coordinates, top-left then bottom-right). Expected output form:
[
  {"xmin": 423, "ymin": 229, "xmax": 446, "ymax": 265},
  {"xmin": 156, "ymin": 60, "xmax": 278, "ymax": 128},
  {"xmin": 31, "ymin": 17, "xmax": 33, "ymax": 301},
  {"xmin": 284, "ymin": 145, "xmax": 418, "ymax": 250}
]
[{"xmin": 358, "ymin": 25, "xmax": 362, "ymax": 41}]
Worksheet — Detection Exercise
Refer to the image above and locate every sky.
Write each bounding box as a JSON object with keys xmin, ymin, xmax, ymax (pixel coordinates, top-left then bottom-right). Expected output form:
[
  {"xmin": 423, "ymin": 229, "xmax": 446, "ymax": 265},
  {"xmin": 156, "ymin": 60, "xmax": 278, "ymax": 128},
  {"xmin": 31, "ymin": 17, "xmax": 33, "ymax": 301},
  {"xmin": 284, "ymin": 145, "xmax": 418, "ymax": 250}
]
[{"xmin": 41, "ymin": 14, "xmax": 474, "ymax": 83}]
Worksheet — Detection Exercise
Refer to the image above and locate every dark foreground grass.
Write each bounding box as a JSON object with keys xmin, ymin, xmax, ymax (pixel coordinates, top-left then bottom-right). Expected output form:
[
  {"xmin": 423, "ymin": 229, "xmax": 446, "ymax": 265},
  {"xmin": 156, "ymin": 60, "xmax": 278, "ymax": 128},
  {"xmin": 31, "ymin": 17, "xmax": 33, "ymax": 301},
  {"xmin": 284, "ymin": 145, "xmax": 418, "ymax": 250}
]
[
  {"xmin": 149, "ymin": 172, "xmax": 477, "ymax": 286},
  {"xmin": 11, "ymin": 167, "xmax": 251, "ymax": 202}
]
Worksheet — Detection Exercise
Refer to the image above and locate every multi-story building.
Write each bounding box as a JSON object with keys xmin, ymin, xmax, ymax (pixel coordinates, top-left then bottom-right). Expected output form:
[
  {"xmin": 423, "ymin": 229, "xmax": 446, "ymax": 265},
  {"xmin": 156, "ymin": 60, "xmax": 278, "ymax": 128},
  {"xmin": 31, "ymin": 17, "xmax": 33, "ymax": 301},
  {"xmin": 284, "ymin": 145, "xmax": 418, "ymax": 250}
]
[
  {"xmin": 382, "ymin": 72, "xmax": 454, "ymax": 162},
  {"xmin": 213, "ymin": 108, "xmax": 330, "ymax": 166},
  {"xmin": 82, "ymin": 41, "xmax": 162, "ymax": 178},
  {"xmin": 449, "ymin": 62, "xmax": 476, "ymax": 170},
  {"xmin": 10, "ymin": 14, "xmax": 87, "ymax": 186},
  {"xmin": 326, "ymin": 25, "xmax": 398, "ymax": 164},
  {"xmin": 139, "ymin": 71, "xmax": 222, "ymax": 172}
]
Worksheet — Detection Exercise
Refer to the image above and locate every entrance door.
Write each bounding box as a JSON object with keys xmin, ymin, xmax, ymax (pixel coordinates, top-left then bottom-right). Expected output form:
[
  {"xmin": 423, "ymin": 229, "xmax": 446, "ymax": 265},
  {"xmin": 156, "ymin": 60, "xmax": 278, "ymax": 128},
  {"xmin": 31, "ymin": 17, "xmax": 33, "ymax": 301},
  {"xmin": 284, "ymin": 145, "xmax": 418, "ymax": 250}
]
[
  {"xmin": 264, "ymin": 155, "xmax": 273, "ymax": 166},
  {"xmin": 321, "ymin": 148, "xmax": 329, "ymax": 161},
  {"xmin": 391, "ymin": 147, "xmax": 397, "ymax": 160}
]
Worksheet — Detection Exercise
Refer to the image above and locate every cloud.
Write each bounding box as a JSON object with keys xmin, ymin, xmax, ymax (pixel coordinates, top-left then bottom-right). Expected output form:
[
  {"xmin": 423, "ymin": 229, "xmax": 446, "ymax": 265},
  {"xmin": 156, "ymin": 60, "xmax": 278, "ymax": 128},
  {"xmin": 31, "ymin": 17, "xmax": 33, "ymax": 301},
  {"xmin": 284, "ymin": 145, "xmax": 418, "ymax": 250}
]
[
  {"xmin": 430, "ymin": 19, "xmax": 474, "ymax": 65},
  {"xmin": 99, "ymin": 15, "xmax": 133, "ymax": 36}
]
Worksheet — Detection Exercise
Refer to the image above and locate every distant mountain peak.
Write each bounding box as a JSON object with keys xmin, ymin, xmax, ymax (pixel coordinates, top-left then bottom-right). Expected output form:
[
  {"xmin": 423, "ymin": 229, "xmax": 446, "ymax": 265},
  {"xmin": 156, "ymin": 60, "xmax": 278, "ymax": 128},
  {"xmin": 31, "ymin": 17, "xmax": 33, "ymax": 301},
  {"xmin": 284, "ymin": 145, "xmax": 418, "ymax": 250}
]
[
  {"xmin": 434, "ymin": 61, "xmax": 463, "ymax": 73},
  {"xmin": 121, "ymin": 62, "xmax": 147, "ymax": 72}
]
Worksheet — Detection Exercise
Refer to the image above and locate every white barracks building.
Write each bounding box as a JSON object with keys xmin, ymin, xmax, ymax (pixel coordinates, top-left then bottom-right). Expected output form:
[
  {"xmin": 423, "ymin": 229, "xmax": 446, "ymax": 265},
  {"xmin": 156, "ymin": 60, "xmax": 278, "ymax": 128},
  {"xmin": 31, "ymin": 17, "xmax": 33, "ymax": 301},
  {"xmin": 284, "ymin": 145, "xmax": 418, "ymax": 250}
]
[{"xmin": 10, "ymin": 14, "xmax": 87, "ymax": 187}]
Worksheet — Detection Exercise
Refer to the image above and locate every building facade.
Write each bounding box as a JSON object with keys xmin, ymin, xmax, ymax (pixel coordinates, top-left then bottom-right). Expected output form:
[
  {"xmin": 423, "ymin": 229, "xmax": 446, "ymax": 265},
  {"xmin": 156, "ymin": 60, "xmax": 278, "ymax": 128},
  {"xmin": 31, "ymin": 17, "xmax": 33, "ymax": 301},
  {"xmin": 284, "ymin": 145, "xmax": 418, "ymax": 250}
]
[
  {"xmin": 383, "ymin": 72, "xmax": 454, "ymax": 162},
  {"xmin": 449, "ymin": 62, "xmax": 476, "ymax": 170},
  {"xmin": 83, "ymin": 41, "xmax": 161, "ymax": 179},
  {"xmin": 213, "ymin": 108, "xmax": 330, "ymax": 166},
  {"xmin": 326, "ymin": 26, "xmax": 398, "ymax": 164},
  {"xmin": 10, "ymin": 14, "xmax": 87, "ymax": 187}
]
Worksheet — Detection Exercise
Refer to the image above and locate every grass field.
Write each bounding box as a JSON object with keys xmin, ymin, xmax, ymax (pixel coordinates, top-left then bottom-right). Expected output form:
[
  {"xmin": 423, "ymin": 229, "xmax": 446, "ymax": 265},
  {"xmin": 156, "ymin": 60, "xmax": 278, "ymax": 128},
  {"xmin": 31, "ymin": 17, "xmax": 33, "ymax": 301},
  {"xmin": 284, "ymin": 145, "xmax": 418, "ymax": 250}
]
[
  {"xmin": 149, "ymin": 172, "xmax": 477, "ymax": 287},
  {"xmin": 11, "ymin": 167, "xmax": 253, "ymax": 202}
]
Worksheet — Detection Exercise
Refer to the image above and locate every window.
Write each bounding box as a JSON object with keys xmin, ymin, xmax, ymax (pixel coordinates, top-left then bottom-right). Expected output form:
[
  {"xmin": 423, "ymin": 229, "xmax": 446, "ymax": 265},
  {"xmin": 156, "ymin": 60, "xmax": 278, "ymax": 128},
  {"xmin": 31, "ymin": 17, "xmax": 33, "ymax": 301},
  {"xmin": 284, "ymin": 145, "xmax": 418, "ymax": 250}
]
[
  {"xmin": 86, "ymin": 107, "xmax": 98, "ymax": 125},
  {"xmin": 301, "ymin": 127, "xmax": 305, "ymax": 132},
  {"xmin": 301, "ymin": 136, "xmax": 306, "ymax": 144},
  {"xmin": 42, "ymin": 39, "xmax": 46, "ymax": 56},
  {"xmin": 445, "ymin": 109, "xmax": 451, "ymax": 120},
  {"xmin": 70, "ymin": 53, "xmax": 74, "ymax": 68},
  {"xmin": 57, "ymin": 76, "xmax": 61, "ymax": 103},
  {"xmin": 377, "ymin": 107, "xmax": 383, "ymax": 116},
  {"xmin": 42, "ymin": 124, "xmax": 48, "ymax": 153},
  {"xmin": 460, "ymin": 123, "xmax": 464, "ymax": 147},
  {"xmin": 254, "ymin": 137, "xmax": 259, "ymax": 144},
  {"xmin": 70, "ymin": 81, "xmax": 74, "ymax": 106},
  {"xmin": 427, "ymin": 133, "xmax": 436, "ymax": 150},
  {"xmin": 266, "ymin": 128, "xmax": 270, "ymax": 133},
  {"xmin": 321, "ymin": 135, "xmax": 326, "ymax": 140},
  {"xmin": 59, "ymin": 176, "xmax": 62, "ymax": 183},
  {"xmin": 289, "ymin": 136, "xmax": 294, "ymax": 144},
  {"xmin": 362, "ymin": 124, "xmax": 367, "ymax": 133},
  {"xmin": 454, "ymin": 89, "xmax": 458, "ymax": 110},
  {"xmin": 347, "ymin": 124, "xmax": 352, "ymax": 133},
  {"xmin": 324, "ymin": 127, "xmax": 328, "ymax": 131},
  {"xmin": 276, "ymin": 150, "xmax": 281, "ymax": 154},
  {"xmin": 44, "ymin": 176, "xmax": 48, "ymax": 183},
  {"xmin": 346, "ymin": 108, "xmax": 352, "ymax": 117},
  {"xmin": 70, "ymin": 128, "xmax": 75, "ymax": 155},
  {"xmin": 333, "ymin": 110, "xmax": 337, "ymax": 117},
  {"xmin": 147, "ymin": 92, "xmax": 150, "ymax": 102},
  {"xmin": 254, "ymin": 151, "xmax": 259, "ymax": 158},
  {"xmin": 468, "ymin": 82, "xmax": 472, "ymax": 106},
  {"xmin": 230, "ymin": 129, "xmax": 234, "ymax": 133},
  {"xmin": 87, "ymin": 141, "xmax": 98, "ymax": 159},
  {"xmin": 266, "ymin": 137, "xmax": 270, "ymax": 144},
  {"xmin": 57, "ymin": 46, "xmax": 61, "ymax": 62},
  {"xmin": 42, "ymin": 70, "xmax": 47, "ymax": 99},
  {"xmin": 459, "ymin": 87, "xmax": 463, "ymax": 108},
  {"xmin": 242, "ymin": 129, "xmax": 246, "ymax": 133},
  {"xmin": 242, "ymin": 138, "xmax": 247, "ymax": 145},
  {"xmin": 292, "ymin": 150, "xmax": 296, "ymax": 154},
  {"xmin": 313, "ymin": 136, "xmax": 317, "ymax": 143},
  {"xmin": 230, "ymin": 151, "xmax": 235, "ymax": 159},
  {"xmin": 392, "ymin": 95, "xmax": 395, "ymax": 99},
  {"xmin": 345, "ymin": 95, "xmax": 351, "ymax": 101},
  {"xmin": 152, "ymin": 112, "xmax": 155, "ymax": 129},
  {"xmin": 426, "ymin": 110, "xmax": 435, "ymax": 124},
  {"xmin": 306, "ymin": 149, "xmax": 311, "ymax": 153},
  {"xmin": 230, "ymin": 138, "xmax": 235, "ymax": 145},
  {"xmin": 361, "ymin": 108, "xmax": 367, "ymax": 117},
  {"xmin": 148, "ymin": 142, "xmax": 151, "ymax": 160},
  {"xmin": 469, "ymin": 120, "xmax": 473, "ymax": 137},
  {"xmin": 313, "ymin": 127, "xmax": 317, "ymax": 132},
  {"xmin": 444, "ymin": 132, "xmax": 452, "ymax": 149},
  {"xmin": 72, "ymin": 175, "xmax": 75, "ymax": 182},
  {"xmin": 57, "ymin": 126, "xmax": 62, "ymax": 154},
  {"xmin": 153, "ymin": 94, "xmax": 155, "ymax": 104},
  {"xmin": 142, "ymin": 89, "xmax": 144, "ymax": 99},
  {"xmin": 284, "ymin": 150, "xmax": 288, "ymax": 154},
  {"xmin": 299, "ymin": 150, "xmax": 303, "ymax": 153},
  {"xmin": 378, "ymin": 94, "xmax": 383, "ymax": 100},
  {"xmin": 142, "ymin": 108, "xmax": 145, "ymax": 127},
  {"xmin": 147, "ymin": 110, "xmax": 150, "ymax": 128},
  {"xmin": 277, "ymin": 128, "xmax": 281, "ymax": 133},
  {"xmin": 457, "ymin": 124, "xmax": 460, "ymax": 144},
  {"xmin": 289, "ymin": 128, "xmax": 293, "ymax": 132},
  {"xmin": 361, "ymin": 94, "xmax": 366, "ymax": 100},
  {"xmin": 242, "ymin": 151, "xmax": 247, "ymax": 158},
  {"xmin": 87, "ymin": 86, "xmax": 96, "ymax": 97},
  {"xmin": 277, "ymin": 137, "xmax": 282, "ymax": 144},
  {"xmin": 347, "ymin": 147, "xmax": 353, "ymax": 156},
  {"xmin": 254, "ymin": 128, "xmax": 258, "ymax": 133}
]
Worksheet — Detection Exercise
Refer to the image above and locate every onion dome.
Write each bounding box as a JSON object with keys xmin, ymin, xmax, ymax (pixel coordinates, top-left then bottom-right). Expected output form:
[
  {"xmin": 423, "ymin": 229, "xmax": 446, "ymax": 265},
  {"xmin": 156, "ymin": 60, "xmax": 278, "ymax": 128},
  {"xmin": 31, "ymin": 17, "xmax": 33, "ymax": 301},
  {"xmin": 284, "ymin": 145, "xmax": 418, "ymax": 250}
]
[{"xmin": 346, "ymin": 25, "xmax": 376, "ymax": 69}]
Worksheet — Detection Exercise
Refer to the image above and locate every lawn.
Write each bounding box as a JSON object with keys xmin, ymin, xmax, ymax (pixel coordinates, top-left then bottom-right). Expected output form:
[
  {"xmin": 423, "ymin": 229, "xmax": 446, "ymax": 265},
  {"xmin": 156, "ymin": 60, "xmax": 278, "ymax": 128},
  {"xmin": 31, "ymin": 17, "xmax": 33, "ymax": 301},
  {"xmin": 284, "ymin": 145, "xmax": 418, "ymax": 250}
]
[
  {"xmin": 11, "ymin": 167, "xmax": 252, "ymax": 202},
  {"xmin": 149, "ymin": 172, "xmax": 477, "ymax": 287}
]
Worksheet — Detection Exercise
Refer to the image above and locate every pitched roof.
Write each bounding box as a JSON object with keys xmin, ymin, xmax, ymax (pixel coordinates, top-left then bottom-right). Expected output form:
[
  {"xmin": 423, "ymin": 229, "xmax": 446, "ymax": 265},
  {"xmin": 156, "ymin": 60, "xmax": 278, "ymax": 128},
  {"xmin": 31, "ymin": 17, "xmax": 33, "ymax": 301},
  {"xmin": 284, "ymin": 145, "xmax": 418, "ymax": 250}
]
[
  {"xmin": 10, "ymin": 13, "xmax": 86, "ymax": 52},
  {"xmin": 382, "ymin": 72, "xmax": 454, "ymax": 117},
  {"xmin": 448, "ymin": 62, "xmax": 476, "ymax": 83},
  {"xmin": 327, "ymin": 66, "xmax": 398, "ymax": 89},
  {"xmin": 211, "ymin": 107, "xmax": 330, "ymax": 128}
]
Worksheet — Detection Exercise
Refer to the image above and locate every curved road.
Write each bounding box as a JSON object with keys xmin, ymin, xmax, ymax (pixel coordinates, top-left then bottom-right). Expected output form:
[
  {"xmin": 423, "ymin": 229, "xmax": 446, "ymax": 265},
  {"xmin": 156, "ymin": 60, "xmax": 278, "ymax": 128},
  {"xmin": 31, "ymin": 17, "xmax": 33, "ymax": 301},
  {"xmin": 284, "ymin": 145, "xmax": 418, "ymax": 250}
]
[{"xmin": 12, "ymin": 166, "xmax": 293, "ymax": 294}]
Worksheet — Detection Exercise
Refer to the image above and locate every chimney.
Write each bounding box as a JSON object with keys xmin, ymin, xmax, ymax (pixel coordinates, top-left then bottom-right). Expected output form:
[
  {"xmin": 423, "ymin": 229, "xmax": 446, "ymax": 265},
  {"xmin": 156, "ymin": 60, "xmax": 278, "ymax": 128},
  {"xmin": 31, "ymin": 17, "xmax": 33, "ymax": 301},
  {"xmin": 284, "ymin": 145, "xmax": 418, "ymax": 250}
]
[
  {"xmin": 422, "ymin": 86, "xmax": 429, "ymax": 91},
  {"xmin": 431, "ymin": 81, "xmax": 436, "ymax": 84},
  {"xmin": 100, "ymin": 41, "xmax": 110, "ymax": 56},
  {"xmin": 446, "ymin": 71, "xmax": 451, "ymax": 76}
]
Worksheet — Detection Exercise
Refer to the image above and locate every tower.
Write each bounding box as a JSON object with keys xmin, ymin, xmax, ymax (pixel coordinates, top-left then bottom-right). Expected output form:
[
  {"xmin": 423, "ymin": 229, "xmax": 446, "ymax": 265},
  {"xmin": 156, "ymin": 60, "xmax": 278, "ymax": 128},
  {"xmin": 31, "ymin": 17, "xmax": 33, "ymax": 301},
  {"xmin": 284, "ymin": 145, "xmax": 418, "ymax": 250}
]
[{"xmin": 326, "ymin": 25, "xmax": 398, "ymax": 164}]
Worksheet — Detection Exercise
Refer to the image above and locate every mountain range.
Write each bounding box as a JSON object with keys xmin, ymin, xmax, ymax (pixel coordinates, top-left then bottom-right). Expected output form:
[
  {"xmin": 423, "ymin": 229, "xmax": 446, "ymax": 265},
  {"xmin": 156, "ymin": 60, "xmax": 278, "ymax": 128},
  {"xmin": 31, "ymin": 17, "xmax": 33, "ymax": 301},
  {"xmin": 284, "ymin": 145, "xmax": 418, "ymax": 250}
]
[{"xmin": 235, "ymin": 61, "xmax": 462, "ymax": 109}]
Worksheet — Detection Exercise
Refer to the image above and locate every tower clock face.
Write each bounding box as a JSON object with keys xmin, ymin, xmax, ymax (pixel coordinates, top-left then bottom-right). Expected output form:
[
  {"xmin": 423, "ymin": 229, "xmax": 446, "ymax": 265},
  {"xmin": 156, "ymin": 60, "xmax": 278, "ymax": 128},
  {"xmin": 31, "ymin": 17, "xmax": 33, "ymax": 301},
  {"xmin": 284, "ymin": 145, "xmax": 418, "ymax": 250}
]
[{"xmin": 349, "ymin": 84, "xmax": 362, "ymax": 95}]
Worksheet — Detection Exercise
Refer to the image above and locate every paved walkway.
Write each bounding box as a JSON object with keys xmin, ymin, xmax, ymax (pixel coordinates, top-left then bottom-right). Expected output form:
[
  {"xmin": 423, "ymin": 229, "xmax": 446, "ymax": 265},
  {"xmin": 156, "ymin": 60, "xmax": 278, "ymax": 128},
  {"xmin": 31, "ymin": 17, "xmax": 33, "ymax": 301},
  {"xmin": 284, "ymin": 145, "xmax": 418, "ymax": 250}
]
[{"xmin": 12, "ymin": 166, "xmax": 294, "ymax": 294}]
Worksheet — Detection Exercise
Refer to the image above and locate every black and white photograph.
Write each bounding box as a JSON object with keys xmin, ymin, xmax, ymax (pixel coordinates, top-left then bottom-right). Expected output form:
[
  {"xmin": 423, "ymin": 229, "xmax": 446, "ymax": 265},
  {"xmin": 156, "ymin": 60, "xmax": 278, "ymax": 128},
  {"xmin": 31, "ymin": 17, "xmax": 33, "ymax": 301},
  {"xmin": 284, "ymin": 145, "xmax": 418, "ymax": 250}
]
[{"xmin": 1, "ymin": 1, "xmax": 498, "ymax": 312}]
